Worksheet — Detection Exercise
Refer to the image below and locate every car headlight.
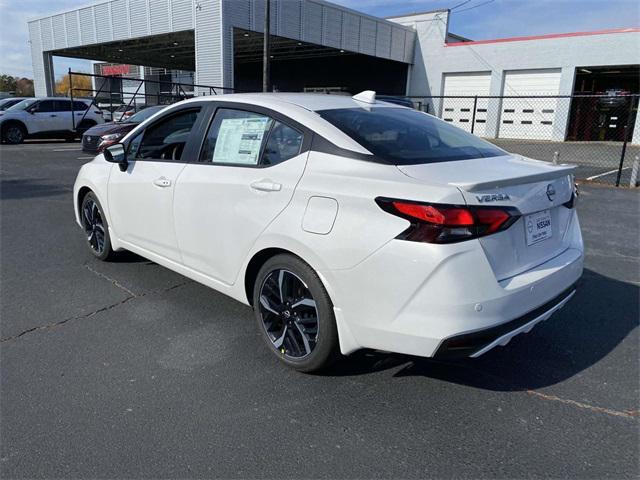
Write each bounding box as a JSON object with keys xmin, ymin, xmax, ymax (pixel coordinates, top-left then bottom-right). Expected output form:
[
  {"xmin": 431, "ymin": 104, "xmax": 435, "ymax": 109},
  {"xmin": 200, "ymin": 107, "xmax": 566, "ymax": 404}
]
[{"xmin": 101, "ymin": 133, "xmax": 125, "ymax": 141}]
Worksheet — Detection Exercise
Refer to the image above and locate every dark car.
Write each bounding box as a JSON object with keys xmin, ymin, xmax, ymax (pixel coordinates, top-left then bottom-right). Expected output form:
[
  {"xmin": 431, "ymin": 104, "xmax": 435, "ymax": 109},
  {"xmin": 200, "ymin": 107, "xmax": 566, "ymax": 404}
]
[
  {"xmin": 376, "ymin": 95, "xmax": 415, "ymax": 109},
  {"xmin": 82, "ymin": 105, "xmax": 165, "ymax": 153},
  {"xmin": 596, "ymin": 89, "xmax": 631, "ymax": 109}
]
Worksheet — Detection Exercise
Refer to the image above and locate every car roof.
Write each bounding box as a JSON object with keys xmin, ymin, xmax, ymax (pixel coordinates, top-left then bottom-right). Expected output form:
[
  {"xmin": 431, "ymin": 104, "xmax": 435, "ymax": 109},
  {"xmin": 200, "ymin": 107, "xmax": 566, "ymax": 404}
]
[{"xmin": 183, "ymin": 92, "xmax": 401, "ymax": 112}]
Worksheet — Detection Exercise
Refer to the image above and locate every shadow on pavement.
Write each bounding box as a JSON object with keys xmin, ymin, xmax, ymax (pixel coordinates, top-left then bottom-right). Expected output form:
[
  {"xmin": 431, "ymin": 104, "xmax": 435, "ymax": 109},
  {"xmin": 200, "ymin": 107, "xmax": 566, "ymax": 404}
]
[
  {"xmin": 0, "ymin": 178, "xmax": 70, "ymax": 200},
  {"xmin": 327, "ymin": 269, "xmax": 638, "ymax": 391}
]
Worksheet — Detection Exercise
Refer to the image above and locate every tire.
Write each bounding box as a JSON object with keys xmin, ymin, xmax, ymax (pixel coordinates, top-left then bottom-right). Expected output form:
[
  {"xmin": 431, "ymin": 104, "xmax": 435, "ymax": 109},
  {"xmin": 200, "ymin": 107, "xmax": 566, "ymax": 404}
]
[
  {"xmin": 2, "ymin": 123, "xmax": 26, "ymax": 144},
  {"xmin": 80, "ymin": 192, "xmax": 116, "ymax": 261},
  {"xmin": 253, "ymin": 254, "xmax": 341, "ymax": 372},
  {"xmin": 76, "ymin": 120, "xmax": 96, "ymax": 136}
]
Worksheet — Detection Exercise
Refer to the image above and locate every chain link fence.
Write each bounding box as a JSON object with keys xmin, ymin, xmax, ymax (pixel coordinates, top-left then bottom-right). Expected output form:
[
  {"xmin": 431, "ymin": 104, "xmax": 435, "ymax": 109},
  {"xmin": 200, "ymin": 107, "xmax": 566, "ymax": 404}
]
[{"xmin": 409, "ymin": 94, "xmax": 640, "ymax": 187}]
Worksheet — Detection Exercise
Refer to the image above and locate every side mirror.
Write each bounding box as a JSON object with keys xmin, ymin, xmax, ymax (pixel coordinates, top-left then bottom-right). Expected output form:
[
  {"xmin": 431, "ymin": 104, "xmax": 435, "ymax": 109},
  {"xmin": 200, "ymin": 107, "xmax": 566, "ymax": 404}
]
[{"xmin": 103, "ymin": 144, "xmax": 128, "ymax": 172}]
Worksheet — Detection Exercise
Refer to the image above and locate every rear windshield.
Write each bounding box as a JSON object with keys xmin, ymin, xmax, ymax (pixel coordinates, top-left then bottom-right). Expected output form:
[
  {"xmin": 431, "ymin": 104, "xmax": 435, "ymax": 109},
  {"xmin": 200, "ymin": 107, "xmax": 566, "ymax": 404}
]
[{"xmin": 318, "ymin": 107, "xmax": 505, "ymax": 165}]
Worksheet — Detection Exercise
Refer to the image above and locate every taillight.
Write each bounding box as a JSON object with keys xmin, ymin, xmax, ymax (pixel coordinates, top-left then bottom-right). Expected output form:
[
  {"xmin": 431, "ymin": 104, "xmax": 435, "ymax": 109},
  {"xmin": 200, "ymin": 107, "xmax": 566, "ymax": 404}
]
[{"xmin": 376, "ymin": 198, "xmax": 520, "ymax": 244}]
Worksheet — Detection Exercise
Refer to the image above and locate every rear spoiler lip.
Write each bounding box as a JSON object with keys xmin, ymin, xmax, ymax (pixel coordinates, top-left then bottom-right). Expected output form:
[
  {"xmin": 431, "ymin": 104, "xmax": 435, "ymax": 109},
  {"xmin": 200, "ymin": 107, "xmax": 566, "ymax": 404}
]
[{"xmin": 449, "ymin": 164, "xmax": 577, "ymax": 192}]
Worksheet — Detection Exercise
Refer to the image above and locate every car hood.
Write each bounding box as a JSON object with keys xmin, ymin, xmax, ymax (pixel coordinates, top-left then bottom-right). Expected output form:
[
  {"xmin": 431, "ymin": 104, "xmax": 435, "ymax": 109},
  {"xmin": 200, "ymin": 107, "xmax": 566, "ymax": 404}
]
[{"xmin": 83, "ymin": 122, "xmax": 138, "ymax": 136}]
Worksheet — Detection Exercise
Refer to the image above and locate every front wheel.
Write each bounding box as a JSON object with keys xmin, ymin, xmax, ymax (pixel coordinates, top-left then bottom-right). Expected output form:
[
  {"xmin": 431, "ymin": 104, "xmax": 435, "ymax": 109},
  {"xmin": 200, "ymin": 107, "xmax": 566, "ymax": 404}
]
[
  {"xmin": 253, "ymin": 254, "xmax": 341, "ymax": 372},
  {"xmin": 2, "ymin": 124, "xmax": 25, "ymax": 144},
  {"xmin": 81, "ymin": 192, "xmax": 116, "ymax": 261}
]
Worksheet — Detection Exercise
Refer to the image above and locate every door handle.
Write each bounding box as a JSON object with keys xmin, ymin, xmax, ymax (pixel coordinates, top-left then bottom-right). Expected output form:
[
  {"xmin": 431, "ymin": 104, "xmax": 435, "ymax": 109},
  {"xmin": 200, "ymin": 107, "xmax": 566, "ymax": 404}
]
[
  {"xmin": 50, "ymin": 114, "xmax": 57, "ymax": 117},
  {"xmin": 250, "ymin": 180, "xmax": 282, "ymax": 192},
  {"xmin": 153, "ymin": 177, "xmax": 172, "ymax": 188}
]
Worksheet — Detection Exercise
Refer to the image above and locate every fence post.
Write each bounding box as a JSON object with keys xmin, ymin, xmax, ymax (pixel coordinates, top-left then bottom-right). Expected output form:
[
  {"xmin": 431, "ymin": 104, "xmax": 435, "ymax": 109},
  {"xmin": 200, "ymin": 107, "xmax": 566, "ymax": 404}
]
[
  {"xmin": 630, "ymin": 156, "xmax": 640, "ymax": 188},
  {"xmin": 68, "ymin": 68, "xmax": 75, "ymax": 131},
  {"xmin": 615, "ymin": 98, "xmax": 636, "ymax": 187},
  {"xmin": 553, "ymin": 151, "xmax": 559, "ymax": 165},
  {"xmin": 470, "ymin": 95, "xmax": 478, "ymax": 134}
]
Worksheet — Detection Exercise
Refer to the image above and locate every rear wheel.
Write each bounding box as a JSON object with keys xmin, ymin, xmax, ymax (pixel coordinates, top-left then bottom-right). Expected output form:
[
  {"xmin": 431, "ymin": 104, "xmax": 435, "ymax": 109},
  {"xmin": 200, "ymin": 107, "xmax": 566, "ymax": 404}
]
[
  {"xmin": 76, "ymin": 120, "xmax": 96, "ymax": 136},
  {"xmin": 2, "ymin": 124, "xmax": 26, "ymax": 144},
  {"xmin": 81, "ymin": 192, "xmax": 115, "ymax": 261},
  {"xmin": 253, "ymin": 254, "xmax": 340, "ymax": 372}
]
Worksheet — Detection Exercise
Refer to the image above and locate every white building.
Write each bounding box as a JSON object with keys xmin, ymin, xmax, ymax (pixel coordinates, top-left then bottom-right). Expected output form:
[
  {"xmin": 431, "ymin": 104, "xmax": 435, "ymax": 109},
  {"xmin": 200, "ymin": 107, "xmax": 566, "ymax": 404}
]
[{"xmin": 27, "ymin": 1, "xmax": 640, "ymax": 142}]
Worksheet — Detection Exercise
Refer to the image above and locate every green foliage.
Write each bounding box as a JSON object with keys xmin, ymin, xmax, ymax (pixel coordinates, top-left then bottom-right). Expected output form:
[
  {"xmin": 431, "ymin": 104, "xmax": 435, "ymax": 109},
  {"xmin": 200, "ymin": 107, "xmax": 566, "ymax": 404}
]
[
  {"xmin": 0, "ymin": 74, "xmax": 34, "ymax": 96},
  {"xmin": 0, "ymin": 74, "xmax": 17, "ymax": 93}
]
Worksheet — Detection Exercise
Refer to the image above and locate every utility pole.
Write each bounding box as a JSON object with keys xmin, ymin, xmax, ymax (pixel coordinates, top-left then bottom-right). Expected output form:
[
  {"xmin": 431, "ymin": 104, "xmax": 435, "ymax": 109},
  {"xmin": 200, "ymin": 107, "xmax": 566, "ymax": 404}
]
[{"xmin": 262, "ymin": 0, "xmax": 271, "ymax": 92}]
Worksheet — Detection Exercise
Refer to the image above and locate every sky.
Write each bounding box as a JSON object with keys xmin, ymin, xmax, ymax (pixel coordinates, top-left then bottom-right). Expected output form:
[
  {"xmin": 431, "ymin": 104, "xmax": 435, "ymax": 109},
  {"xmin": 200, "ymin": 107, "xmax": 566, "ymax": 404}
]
[{"xmin": 0, "ymin": 0, "xmax": 638, "ymax": 80}]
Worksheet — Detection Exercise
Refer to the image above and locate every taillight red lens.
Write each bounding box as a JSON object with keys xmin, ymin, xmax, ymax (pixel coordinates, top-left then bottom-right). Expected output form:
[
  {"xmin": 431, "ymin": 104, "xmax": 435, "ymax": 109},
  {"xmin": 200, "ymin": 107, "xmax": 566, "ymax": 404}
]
[
  {"xmin": 392, "ymin": 202, "xmax": 475, "ymax": 226},
  {"xmin": 377, "ymin": 198, "xmax": 519, "ymax": 244},
  {"xmin": 474, "ymin": 208, "xmax": 511, "ymax": 234}
]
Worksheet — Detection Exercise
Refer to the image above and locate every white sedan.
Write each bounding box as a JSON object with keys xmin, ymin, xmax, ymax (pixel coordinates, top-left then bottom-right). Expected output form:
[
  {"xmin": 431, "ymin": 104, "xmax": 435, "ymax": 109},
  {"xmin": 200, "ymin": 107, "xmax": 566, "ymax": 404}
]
[{"xmin": 73, "ymin": 91, "xmax": 583, "ymax": 372}]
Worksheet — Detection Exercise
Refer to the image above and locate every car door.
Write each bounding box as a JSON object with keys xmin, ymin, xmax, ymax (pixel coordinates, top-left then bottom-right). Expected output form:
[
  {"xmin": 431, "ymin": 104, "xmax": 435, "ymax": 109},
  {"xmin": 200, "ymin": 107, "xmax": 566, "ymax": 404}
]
[
  {"xmin": 29, "ymin": 100, "xmax": 63, "ymax": 133},
  {"xmin": 53, "ymin": 100, "xmax": 75, "ymax": 131},
  {"xmin": 173, "ymin": 105, "xmax": 309, "ymax": 285},
  {"xmin": 107, "ymin": 105, "xmax": 205, "ymax": 262}
]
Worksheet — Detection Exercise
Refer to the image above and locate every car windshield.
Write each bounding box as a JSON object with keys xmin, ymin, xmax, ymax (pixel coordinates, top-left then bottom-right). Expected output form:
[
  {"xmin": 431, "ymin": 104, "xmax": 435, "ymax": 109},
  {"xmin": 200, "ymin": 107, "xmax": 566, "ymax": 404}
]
[
  {"xmin": 0, "ymin": 98, "xmax": 21, "ymax": 110},
  {"xmin": 318, "ymin": 107, "xmax": 506, "ymax": 165},
  {"xmin": 6, "ymin": 99, "xmax": 38, "ymax": 112},
  {"xmin": 123, "ymin": 107, "xmax": 162, "ymax": 123}
]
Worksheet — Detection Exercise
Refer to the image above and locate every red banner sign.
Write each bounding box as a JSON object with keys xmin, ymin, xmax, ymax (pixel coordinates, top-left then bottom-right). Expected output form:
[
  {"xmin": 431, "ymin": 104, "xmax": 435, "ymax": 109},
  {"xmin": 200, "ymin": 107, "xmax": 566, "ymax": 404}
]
[{"xmin": 102, "ymin": 64, "xmax": 130, "ymax": 76}]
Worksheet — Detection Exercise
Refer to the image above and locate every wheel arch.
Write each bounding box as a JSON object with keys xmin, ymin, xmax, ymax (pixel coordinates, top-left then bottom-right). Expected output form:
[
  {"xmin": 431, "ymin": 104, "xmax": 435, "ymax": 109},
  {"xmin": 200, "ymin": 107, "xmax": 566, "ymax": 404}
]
[
  {"xmin": 242, "ymin": 244, "xmax": 360, "ymax": 356},
  {"xmin": 244, "ymin": 247, "xmax": 293, "ymax": 306},
  {"xmin": 77, "ymin": 186, "xmax": 93, "ymax": 218},
  {"xmin": 1, "ymin": 119, "xmax": 28, "ymax": 135}
]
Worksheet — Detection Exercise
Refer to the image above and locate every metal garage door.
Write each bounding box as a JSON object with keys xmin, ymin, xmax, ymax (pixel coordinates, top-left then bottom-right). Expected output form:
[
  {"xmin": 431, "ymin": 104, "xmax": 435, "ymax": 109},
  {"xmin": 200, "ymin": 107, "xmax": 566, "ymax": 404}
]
[
  {"xmin": 499, "ymin": 69, "xmax": 562, "ymax": 140},
  {"xmin": 442, "ymin": 72, "xmax": 491, "ymax": 136}
]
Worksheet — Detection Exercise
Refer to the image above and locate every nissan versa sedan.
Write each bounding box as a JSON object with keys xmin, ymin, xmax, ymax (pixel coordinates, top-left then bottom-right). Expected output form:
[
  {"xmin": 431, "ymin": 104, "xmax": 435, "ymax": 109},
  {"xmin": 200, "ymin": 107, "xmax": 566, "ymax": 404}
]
[{"xmin": 73, "ymin": 91, "xmax": 583, "ymax": 372}]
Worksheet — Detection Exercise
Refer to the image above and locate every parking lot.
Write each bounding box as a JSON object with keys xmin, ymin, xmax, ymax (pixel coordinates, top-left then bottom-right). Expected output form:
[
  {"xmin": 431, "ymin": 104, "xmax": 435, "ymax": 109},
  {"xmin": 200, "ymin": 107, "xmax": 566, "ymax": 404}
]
[{"xmin": 1, "ymin": 142, "xmax": 638, "ymax": 478}]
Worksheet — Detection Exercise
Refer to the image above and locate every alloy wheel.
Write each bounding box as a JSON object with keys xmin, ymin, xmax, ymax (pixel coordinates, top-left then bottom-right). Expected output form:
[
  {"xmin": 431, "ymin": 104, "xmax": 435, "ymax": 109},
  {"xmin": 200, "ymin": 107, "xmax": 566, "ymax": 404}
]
[
  {"xmin": 82, "ymin": 198, "xmax": 106, "ymax": 255},
  {"xmin": 5, "ymin": 127, "xmax": 23, "ymax": 144},
  {"xmin": 258, "ymin": 269, "xmax": 319, "ymax": 359}
]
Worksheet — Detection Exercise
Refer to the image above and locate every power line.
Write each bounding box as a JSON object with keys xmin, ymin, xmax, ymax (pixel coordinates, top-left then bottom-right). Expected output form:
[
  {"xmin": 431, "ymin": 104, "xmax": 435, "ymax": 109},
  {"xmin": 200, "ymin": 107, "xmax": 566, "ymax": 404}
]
[
  {"xmin": 449, "ymin": 0, "xmax": 471, "ymax": 11},
  {"xmin": 455, "ymin": 0, "xmax": 495, "ymax": 13}
]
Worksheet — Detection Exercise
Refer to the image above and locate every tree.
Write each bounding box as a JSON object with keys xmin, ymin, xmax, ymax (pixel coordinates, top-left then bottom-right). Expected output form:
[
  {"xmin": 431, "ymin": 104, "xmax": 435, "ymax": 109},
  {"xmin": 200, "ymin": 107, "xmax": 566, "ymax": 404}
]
[
  {"xmin": 0, "ymin": 74, "xmax": 17, "ymax": 93},
  {"xmin": 55, "ymin": 73, "xmax": 93, "ymax": 97},
  {"xmin": 15, "ymin": 77, "xmax": 34, "ymax": 97}
]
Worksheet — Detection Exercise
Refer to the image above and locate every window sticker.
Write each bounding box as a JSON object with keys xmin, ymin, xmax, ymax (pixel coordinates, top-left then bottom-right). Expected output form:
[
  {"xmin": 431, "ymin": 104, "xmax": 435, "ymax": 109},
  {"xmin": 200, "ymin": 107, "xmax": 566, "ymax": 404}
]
[{"xmin": 212, "ymin": 117, "xmax": 270, "ymax": 164}]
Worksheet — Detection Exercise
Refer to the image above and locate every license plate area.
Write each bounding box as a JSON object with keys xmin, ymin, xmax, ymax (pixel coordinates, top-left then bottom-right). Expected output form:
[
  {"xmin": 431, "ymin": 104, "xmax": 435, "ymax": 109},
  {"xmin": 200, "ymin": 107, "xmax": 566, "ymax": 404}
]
[{"xmin": 525, "ymin": 209, "xmax": 552, "ymax": 246}]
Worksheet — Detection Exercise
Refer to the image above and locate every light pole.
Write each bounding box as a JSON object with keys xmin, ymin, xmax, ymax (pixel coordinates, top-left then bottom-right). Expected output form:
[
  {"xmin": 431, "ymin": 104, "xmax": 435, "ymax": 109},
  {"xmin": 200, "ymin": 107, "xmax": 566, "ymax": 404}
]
[{"xmin": 262, "ymin": 0, "xmax": 271, "ymax": 92}]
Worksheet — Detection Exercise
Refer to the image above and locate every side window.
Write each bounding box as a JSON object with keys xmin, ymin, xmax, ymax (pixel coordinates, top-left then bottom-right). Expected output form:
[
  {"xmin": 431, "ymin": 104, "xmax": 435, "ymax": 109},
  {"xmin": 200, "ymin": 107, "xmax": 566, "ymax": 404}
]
[
  {"xmin": 136, "ymin": 109, "xmax": 200, "ymax": 161},
  {"xmin": 261, "ymin": 121, "xmax": 303, "ymax": 166},
  {"xmin": 200, "ymin": 108, "xmax": 273, "ymax": 165},
  {"xmin": 37, "ymin": 100, "xmax": 56, "ymax": 113},
  {"xmin": 72, "ymin": 101, "xmax": 89, "ymax": 111},
  {"xmin": 127, "ymin": 133, "xmax": 143, "ymax": 158},
  {"xmin": 55, "ymin": 100, "xmax": 73, "ymax": 112}
]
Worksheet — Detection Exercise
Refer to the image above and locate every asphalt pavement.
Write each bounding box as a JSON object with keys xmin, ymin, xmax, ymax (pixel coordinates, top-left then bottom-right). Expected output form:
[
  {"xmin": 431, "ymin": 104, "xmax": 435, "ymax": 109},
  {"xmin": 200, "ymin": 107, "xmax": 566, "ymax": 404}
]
[{"xmin": 1, "ymin": 142, "xmax": 638, "ymax": 479}]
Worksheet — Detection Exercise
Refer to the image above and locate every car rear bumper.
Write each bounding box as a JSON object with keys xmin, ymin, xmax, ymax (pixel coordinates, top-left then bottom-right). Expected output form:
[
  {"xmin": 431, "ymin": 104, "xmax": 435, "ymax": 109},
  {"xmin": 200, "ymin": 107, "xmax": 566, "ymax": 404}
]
[
  {"xmin": 323, "ymin": 212, "xmax": 583, "ymax": 357},
  {"xmin": 433, "ymin": 283, "xmax": 577, "ymax": 358}
]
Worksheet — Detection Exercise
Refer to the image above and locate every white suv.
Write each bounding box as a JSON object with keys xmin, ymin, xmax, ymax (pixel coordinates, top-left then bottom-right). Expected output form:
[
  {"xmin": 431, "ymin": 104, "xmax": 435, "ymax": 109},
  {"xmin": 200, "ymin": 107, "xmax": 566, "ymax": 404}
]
[{"xmin": 0, "ymin": 97, "xmax": 104, "ymax": 144}]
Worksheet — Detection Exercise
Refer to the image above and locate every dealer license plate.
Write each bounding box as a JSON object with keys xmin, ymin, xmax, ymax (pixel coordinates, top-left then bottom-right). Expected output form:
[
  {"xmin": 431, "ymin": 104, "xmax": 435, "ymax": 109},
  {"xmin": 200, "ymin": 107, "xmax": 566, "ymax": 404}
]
[{"xmin": 525, "ymin": 209, "xmax": 552, "ymax": 246}]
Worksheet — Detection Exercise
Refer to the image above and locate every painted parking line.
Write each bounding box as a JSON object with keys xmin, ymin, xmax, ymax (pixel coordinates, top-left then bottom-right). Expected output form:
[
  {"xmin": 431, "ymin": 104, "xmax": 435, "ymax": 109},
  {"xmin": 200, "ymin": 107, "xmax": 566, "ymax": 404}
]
[
  {"xmin": 77, "ymin": 156, "xmax": 94, "ymax": 160},
  {"xmin": 586, "ymin": 167, "xmax": 629, "ymax": 181},
  {"xmin": 53, "ymin": 148, "xmax": 82, "ymax": 152}
]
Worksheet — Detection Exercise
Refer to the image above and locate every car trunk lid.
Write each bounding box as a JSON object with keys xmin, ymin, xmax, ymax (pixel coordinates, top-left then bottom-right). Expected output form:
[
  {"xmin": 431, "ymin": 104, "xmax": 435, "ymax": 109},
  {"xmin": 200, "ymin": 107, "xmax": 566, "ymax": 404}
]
[{"xmin": 397, "ymin": 155, "xmax": 577, "ymax": 281}]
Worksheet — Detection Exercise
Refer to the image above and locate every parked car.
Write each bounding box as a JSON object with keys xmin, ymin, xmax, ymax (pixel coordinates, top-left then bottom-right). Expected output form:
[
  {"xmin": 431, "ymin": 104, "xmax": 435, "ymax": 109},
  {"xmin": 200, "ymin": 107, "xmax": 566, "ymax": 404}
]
[
  {"xmin": 596, "ymin": 89, "xmax": 631, "ymax": 108},
  {"xmin": 377, "ymin": 95, "xmax": 415, "ymax": 109},
  {"xmin": 0, "ymin": 97, "xmax": 29, "ymax": 112},
  {"xmin": 73, "ymin": 91, "xmax": 583, "ymax": 372},
  {"xmin": 82, "ymin": 105, "xmax": 165, "ymax": 154},
  {"xmin": 111, "ymin": 104, "xmax": 146, "ymax": 122},
  {"xmin": 0, "ymin": 98, "xmax": 104, "ymax": 144}
]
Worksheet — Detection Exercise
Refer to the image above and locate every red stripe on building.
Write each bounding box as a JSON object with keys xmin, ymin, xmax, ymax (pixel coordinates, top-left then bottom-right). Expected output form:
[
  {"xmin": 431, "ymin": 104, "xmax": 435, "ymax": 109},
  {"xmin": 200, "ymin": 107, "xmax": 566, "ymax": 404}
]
[{"xmin": 445, "ymin": 27, "xmax": 640, "ymax": 47}]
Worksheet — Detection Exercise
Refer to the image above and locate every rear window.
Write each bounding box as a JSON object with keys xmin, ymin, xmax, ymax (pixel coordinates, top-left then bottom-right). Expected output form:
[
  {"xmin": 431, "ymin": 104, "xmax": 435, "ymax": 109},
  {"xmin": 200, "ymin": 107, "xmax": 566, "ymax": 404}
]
[{"xmin": 318, "ymin": 107, "xmax": 505, "ymax": 165}]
